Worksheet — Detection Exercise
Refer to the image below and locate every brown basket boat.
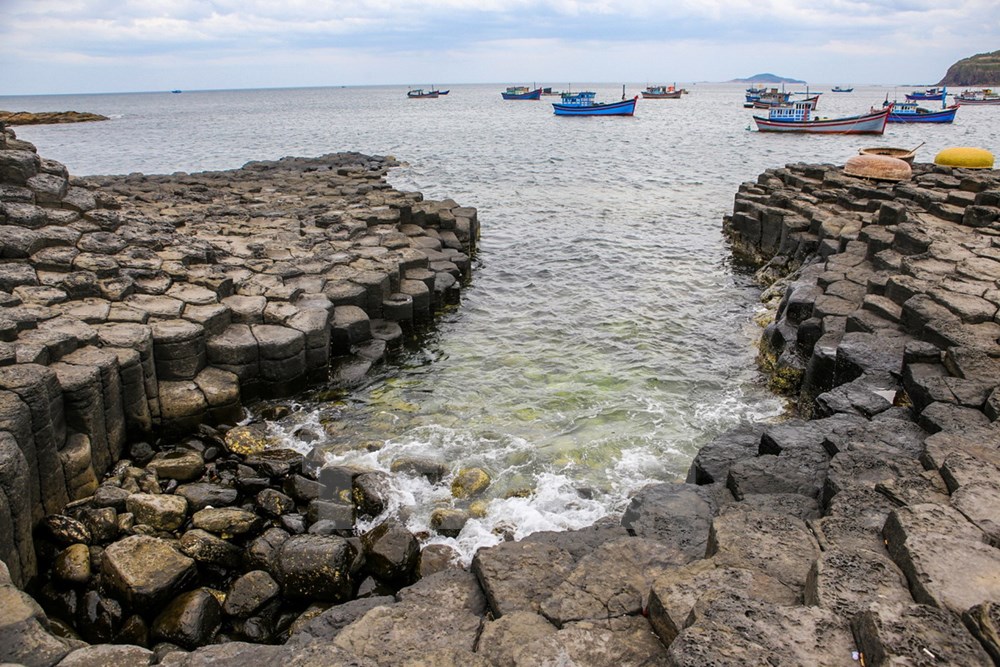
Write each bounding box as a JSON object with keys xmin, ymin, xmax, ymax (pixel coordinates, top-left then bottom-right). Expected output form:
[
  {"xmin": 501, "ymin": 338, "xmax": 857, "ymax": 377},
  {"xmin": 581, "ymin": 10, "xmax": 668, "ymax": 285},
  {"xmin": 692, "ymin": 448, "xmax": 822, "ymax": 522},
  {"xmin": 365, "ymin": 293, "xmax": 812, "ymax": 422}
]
[{"xmin": 858, "ymin": 142, "xmax": 924, "ymax": 165}]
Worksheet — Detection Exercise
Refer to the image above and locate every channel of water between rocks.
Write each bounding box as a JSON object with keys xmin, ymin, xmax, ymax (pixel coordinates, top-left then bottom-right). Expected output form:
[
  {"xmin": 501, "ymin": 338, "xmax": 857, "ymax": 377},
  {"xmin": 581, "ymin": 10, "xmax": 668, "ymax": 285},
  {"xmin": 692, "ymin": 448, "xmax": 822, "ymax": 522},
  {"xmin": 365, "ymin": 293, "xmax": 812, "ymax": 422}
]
[{"xmin": 1, "ymin": 124, "xmax": 999, "ymax": 665}]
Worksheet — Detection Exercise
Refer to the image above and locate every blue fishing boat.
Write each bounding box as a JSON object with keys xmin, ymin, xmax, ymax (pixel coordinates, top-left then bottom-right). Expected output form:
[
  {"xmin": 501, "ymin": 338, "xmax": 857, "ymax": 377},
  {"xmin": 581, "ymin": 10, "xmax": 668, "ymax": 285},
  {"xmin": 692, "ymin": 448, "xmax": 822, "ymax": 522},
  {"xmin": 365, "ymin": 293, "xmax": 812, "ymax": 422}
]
[
  {"xmin": 552, "ymin": 91, "xmax": 638, "ymax": 116},
  {"xmin": 831, "ymin": 86, "xmax": 853, "ymax": 93},
  {"xmin": 905, "ymin": 87, "xmax": 945, "ymax": 101},
  {"xmin": 407, "ymin": 89, "xmax": 439, "ymax": 99},
  {"xmin": 880, "ymin": 99, "xmax": 958, "ymax": 123},
  {"xmin": 501, "ymin": 86, "xmax": 542, "ymax": 100}
]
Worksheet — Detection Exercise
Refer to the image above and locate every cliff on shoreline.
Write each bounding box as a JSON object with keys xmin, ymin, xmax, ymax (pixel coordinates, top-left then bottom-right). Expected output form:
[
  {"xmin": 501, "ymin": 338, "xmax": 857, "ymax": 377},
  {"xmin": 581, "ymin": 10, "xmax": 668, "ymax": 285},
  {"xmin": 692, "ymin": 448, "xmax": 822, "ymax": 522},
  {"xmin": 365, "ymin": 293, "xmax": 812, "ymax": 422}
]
[
  {"xmin": 1, "ymin": 126, "xmax": 999, "ymax": 666},
  {"xmin": 938, "ymin": 50, "xmax": 1000, "ymax": 87}
]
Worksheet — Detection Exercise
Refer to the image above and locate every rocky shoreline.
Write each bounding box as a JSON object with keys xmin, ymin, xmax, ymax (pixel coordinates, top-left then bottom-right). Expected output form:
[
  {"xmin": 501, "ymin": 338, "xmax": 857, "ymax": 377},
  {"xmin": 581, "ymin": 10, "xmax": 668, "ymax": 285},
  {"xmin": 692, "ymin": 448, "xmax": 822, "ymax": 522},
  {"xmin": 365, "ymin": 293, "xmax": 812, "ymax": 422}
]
[
  {"xmin": 2, "ymin": 125, "xmax": 999, "ymax": 666},
  {"xmin": 0, "ymin": 112, "xmax": 110, "ymax": 127}
]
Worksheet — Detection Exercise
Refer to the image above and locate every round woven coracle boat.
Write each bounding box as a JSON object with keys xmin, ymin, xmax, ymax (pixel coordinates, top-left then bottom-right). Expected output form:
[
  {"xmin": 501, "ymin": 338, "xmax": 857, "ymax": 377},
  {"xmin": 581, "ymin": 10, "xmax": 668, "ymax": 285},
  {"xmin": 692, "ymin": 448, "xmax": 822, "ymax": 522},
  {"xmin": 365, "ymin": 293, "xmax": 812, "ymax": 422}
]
[
  {"xmin": 844, "ymin": 154, "xmax": 913, "ymax": 181},
  {"xmin": 934, "ymin": 146, "xmax": 994, "ymax": 169},
  {"xmin": 858, "ymin": 147, "xmax": 917, "ymax": 165}
]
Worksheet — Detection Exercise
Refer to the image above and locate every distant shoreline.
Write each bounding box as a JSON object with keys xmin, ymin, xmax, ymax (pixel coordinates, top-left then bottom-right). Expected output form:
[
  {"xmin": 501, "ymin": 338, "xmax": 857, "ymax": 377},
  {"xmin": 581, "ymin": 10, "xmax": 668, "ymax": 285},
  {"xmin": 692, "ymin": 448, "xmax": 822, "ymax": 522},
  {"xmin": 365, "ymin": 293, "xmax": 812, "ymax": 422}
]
[{"xmin": 0, "ymin": 110, "xmax": 109, "ymax": 125}]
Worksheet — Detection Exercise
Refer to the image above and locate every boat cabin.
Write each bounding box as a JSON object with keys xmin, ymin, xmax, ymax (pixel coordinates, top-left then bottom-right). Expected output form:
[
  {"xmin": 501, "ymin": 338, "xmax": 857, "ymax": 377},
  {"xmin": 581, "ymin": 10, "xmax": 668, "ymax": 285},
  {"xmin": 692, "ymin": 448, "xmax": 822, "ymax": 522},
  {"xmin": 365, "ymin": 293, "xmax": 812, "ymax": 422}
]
[
  {"xmin": 558, "ymin": 91, "xmax": 597, "ymax": 107},
  {"xmin": 767, "ymin": 101, "xmax": 815, "ymax": 122}
]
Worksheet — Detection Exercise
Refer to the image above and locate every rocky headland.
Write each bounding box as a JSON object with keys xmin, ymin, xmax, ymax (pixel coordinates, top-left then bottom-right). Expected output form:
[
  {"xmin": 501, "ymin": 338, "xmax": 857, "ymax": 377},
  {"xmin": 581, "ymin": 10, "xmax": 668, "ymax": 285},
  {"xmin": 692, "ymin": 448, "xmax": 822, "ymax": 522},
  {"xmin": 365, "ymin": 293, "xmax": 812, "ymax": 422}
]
[
  {"xmin": 938, "ymin": 50, "xmax": 1000, "ymax": 87},
  {"xmin": 0, "ymin": 112, "xmax": 110, "ymax": 126},
  {"xmin": 1, "ymin": 124, "xmax": 999, "ymax": 666}
]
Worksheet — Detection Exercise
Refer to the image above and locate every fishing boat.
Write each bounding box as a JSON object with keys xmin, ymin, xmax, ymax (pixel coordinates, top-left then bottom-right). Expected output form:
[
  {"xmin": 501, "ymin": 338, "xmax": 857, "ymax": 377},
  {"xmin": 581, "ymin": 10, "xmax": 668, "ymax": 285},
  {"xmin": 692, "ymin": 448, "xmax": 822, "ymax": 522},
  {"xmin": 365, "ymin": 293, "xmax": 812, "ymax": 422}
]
[
  {"xmin": 754, "ymin": 94, "xmax": 819, "ymax": 110},
  {"xmin": 831, "ymin": 86, "xmax": 853, "ymax": 93},
  {"xmin": 904, "ymin": 87, "xmax": 945, "ymax": 101},
  {"xmin": 501, "ymin": 86, "xmax": 542, "ymax": 100},
  {"xmin": 954, "ymin": 88, "xmax": 1000, "ymax": 105},
  {"xmin": 747, "ymin": 88, "xmax": 793, "ymax": 107},
  {"xmin": 407, "ymin": 89, "xmax": 439, "ymax": 99},
  {"xmin": 879, "ymin": 99, "xmax": 958, "ymax": 123},
  {"xmin": 435, "ymin": 90, "xmax": 450, "ymax": 95},
  {"xmin": 753, "ymin": 101, "xmax": 891, "ymax": 134},
  {"xmin": 552, "ymin": 91, "xmax": 638, "ymax": 116},
  {"xmin": 642, "ymin": 84, "xmax": 682, "ymax": 99}
]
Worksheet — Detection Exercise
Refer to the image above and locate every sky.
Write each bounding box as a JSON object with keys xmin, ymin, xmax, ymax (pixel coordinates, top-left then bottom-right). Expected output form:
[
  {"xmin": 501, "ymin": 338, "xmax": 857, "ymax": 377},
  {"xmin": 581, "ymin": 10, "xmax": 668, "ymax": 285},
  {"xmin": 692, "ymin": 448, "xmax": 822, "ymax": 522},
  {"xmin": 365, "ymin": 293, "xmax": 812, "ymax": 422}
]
[{"xmin": 0, "ymin": 0, "xmax": 997, "ymax": 96}]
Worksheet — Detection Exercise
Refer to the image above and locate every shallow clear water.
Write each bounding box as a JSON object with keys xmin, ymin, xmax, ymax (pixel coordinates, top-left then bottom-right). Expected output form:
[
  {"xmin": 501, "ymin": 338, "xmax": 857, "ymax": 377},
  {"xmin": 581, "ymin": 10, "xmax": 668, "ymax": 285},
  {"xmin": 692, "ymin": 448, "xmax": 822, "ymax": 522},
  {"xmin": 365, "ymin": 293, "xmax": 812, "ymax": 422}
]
[{"xmin": 6, "ymin": 83, "xmax": 998, "ymax": 559}]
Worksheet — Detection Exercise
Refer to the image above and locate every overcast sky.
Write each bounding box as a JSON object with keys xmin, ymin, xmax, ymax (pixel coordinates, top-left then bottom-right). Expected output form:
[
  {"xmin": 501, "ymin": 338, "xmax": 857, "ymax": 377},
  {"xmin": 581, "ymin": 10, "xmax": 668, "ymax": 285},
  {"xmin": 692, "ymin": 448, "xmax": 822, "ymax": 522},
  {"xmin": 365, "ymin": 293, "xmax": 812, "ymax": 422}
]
[{"xmin": 1, "ymin": 0, "xmax": 997, "ymax": 95}]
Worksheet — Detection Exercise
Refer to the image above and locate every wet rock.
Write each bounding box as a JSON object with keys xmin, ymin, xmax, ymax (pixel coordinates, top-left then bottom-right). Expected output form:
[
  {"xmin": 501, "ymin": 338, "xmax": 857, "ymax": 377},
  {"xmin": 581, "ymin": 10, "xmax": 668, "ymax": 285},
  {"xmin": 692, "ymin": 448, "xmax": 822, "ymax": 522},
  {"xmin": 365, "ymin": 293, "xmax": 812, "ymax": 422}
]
[
  {"xmin": 351, "ymin": 471, "xmax": 391, "ymax": 519},
  {"xmin": 222, "ymin": 423, "xmax": 275, "ymax": 457},
  {"xmin": 450, "ymin": 467, "xmax": 491, "ymax": 499},
  {"xmin": 273, "ymin": 534, "xmax": 357, "ymax": 602},
  {"xmin": 223, "ymin": 570, "xmax": 280, "ymax": 618},
  {"xmin": 389, "ymin": 455, "xmax": 447, "ymax": 484},
  {"xmin": 360, "ymin": 519, "xmax": 419, "ymax": 587},
  {"xmin": 178, "ymin": 528, "xmax": 243, "ymax": 568},
  {"xmin": 125, "ymin": 493, "xmax": 188, "ymax": 531},
  {"xmin": 175, "ymin": 482, "xmax": 238, "ymax": 511},
  {"xmin": 429, "ymin": 508, "xmax": 468, "ymax": 538},
  {"xmin": 0, "ymin": 576, "xmax": 83, "ymax": 665},
  {"xmin": 39, "ymin": 514, "xmax": 92, "ymax": 547},
  {"xmin": 146, "ymin": 450, "xmax": 206, "ymax": 482},
  {"xmin": 53, "ymin": 543, "xmax": 92, "ymax": 584},
  {"xmin": 255, "ymin": 488, "xmax": 295, "ymax": 517},
  {"xmin": 191, "ymin": 507, "xmax": 262, "ymax": 537},
  {"xmin": 75, "ymin": 589, "xmax": 123, "ymax": 644},
  {"xmin": 152, "ymin": 588, "xmax": 223, "ymax": 649},
  {"xmin": 101, "ymin": 535, "xmax": 196, "ymax": 607},
  {"xmin": 245, "ymin": 527, "xmax": 290, "ymax": 571}
]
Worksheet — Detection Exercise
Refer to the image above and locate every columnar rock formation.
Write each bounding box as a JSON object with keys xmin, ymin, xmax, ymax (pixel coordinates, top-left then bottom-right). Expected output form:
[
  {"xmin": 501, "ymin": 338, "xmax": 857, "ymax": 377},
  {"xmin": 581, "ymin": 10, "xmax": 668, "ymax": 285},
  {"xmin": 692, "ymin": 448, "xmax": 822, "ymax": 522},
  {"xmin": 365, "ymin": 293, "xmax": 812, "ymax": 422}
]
[
  {"xmin": 1, "ymin": 126, "xmax": 998, "ymax": 666},
  {"xmin": 0, "ymin": 126, "xmax": 477, "ymax": 590}
]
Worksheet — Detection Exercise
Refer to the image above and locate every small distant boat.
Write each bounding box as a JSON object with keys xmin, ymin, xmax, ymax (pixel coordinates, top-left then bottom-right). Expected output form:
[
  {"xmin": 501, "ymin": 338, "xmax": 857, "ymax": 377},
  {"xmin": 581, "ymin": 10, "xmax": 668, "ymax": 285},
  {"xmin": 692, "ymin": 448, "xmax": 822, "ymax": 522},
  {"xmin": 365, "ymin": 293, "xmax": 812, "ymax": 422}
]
[
  {"xmin": 435, "ymin": 90, "xmax": 450, "ymax": 96},
  {"xmin": 879, "ymin": 99, "xmax": 958, "ymax": 123},
  {"xmin": 642, "ymin": 84, "xmax": 683, "ymax": 99},
  {"xmin": 552, "ymin": 90, "xmax": 638, "ymax": 116},
  {"xmin": 753, "ymin": 101, "xmax": 890, "ymax": 134},
  {"xmin": 407, "ymin": 89, "xmax": 439, "ymax": 99},
  {"xmin": 170, "ymin": 90, "xmax": 182, "ymax": 94},
  {"xmin": 954, "ymin": 88, "xmax": 1000, "ymax": 105},
  {"xmin": 905, "ymin": 87, "xmax": 945, "ymax": 101},
  {"xmin": 501, "ymin": 86, "xmax": 542, "ymax": 100},
  {"xmin": 831, "ymin": 86, "xmax": 853, "ymax": 93}
]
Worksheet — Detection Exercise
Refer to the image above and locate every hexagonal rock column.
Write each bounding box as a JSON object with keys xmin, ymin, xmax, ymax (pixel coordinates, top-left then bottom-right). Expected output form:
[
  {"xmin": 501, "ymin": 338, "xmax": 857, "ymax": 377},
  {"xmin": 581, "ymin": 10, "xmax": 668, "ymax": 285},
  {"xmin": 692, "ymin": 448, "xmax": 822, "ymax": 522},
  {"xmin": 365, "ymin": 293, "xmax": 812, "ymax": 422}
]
[
  {"xmin": 207, "ymin": 324, "xmax": 260, "ymax": 394},
  {"xmin": 96, "ymin": 322, "xmax": 159, "ymax": 423},
  {"xmin": 251, "ymin": 324, "xmax": 306, "ymax": 396},
  {"xmin": 60, "ymin": 345, "xmax": 127, "ymax": 467},
  {"xmin": 0, "ymin": 364, "xmax": 69, "ymax": 515},
  {"xmin": 152, "ymin": 319, "xmax": 207, "ymax": 381}
]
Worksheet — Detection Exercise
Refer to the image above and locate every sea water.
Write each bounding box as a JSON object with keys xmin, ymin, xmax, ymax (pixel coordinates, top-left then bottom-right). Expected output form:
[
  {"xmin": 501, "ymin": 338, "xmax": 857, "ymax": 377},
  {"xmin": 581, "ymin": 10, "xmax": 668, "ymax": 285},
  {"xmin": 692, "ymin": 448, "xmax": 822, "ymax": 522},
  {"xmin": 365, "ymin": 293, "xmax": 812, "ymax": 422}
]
[{"xmin": 7, "ymin": 83, "xmax": 999, "ymax": 560}]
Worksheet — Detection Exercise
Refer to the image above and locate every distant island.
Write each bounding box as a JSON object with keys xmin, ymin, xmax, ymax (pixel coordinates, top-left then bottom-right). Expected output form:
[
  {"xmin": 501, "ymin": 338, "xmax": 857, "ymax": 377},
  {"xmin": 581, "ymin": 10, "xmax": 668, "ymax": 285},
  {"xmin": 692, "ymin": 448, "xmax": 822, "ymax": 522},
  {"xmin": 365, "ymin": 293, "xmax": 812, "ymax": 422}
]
[
  {"xmin": 729, "ymin": 73, "xmax": 806, "ymax": 84},
  {"xmin": 937, "ymin": 50, "xmax": 1000, "ymax": 86},
  {"xmin": 0, "ymin": 110, "xmax": 109, "ymax": 125}
]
